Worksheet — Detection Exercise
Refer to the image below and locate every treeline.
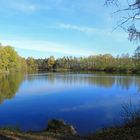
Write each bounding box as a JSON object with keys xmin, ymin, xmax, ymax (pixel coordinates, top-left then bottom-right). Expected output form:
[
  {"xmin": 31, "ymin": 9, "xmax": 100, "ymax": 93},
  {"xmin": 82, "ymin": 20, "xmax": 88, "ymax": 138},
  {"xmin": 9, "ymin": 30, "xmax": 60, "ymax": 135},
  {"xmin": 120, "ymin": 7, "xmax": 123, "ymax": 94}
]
[
  {"xmin": 27, "ymin": 46, "xmax": 140, "ymax": 73},
  {"xmin": 0, "ymin": 44, "xmax": 27, "ymax": 73},
  {"xmin": 1, "ymin": 42, "xmax": 140, "ymax": 73},
  {"xmin": 27, "ymin": 54, "xmax": 134, "ymax": 72}
]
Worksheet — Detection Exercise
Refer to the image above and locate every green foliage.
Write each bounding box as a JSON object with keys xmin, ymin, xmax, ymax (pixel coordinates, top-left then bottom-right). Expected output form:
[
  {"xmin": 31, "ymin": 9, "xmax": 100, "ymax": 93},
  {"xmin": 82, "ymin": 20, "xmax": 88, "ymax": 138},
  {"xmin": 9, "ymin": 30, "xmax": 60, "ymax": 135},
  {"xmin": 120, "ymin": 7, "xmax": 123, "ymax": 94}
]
[
  {"xmin": 35, "ymin": 56, "xmax": 55, "ymax": 71},
  {"xmin": 0, "ymin": 44, "xmax": 27, "ymax": 73},
  {"xmin": 1, "ymin": 43, "xmax": 140, "ymax": 74},
  {"xmin": 26, "ymin": 57, "xmax": 38, "ymax": 73},
  {"xmin": 47, "ymin": 56, "xmax": 55, "ymax": 71},
  {"xmin": 133, "ymin": 46, "xmax": 140, "ymax": 71},
  {"xmin": 34, "ymin": 53, "xmax": 137, "ymax": 73}
]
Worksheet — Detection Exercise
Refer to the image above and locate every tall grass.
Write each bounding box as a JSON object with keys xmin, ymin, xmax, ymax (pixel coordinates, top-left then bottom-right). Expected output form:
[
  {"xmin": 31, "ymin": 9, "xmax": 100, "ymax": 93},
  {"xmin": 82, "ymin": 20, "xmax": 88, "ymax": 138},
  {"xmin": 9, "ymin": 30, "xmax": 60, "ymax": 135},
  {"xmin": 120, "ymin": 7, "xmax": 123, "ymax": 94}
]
[{"xmin": 122, "ymin": 100, "xmax": 140, "ymax": 127}]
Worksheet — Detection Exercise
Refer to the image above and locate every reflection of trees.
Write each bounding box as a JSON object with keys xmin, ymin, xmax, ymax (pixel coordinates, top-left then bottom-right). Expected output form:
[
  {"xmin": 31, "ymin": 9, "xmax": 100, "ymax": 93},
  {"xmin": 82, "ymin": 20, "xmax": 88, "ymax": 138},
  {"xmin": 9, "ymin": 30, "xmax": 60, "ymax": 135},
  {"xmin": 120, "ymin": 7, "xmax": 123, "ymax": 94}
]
[
  {"xmin": 115, "ymin": 76, "xmax": 133, "ymax": 90},
  {"xmin": 88, "ymin": 76, "xmax": 115, "ymax": 87},
  {"xmin": 134, "ymin": 77, "xmax": 140, "ymax": 93},
  {"xmin": 47, "ymin": 73, "xmax": 56, "ymax": 83},
  {"xmin": 0, "ymin": 73, "xmax": 24, "ymax": 103},
  {"xmin": 46, "ymin": 73, "xmax": 140, "ymax": 90},
  {"xmin": 26, "ymin": 73, "xmax": 140, "ymax": 91},
  {"xmin": 26, "ymin": 73, "xmax": 140, "ymax": 92},
  {"xmin": 55, "ymin": 74, "xmax": 115, "ymax": 87},
  {"xmin": 27, "ymin": 73, "xmax": 55, "ymax": 83}
]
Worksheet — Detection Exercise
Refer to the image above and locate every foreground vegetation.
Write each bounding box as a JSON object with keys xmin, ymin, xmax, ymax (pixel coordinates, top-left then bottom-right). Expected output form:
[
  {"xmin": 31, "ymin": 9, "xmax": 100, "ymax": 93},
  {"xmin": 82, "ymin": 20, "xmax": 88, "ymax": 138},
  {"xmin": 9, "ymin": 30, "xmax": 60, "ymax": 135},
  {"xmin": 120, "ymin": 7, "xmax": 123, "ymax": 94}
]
[
  {"xmin": 0, "ymin": 102, "xmax": 140, "ymax": 139},
  {"xmin": 0, "ymin": 118, "xmax": 140, "ymax": 140},
  {"xmin": 0, "ymin": 102, "xmax": 140, "ymax": 140},
  {"xmin": 1, "ymin": 43, "xmax": 140, "ymax": 74}
]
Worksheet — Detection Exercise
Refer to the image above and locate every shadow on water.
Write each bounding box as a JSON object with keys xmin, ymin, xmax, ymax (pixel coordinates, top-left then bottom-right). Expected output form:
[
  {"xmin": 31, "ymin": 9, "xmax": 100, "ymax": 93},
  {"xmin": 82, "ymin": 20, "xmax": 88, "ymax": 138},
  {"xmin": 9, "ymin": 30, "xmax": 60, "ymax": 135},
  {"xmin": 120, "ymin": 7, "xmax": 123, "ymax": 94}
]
[{"xmin": 0, "ymin": 73, "xmax": 25, "ymax": 103}]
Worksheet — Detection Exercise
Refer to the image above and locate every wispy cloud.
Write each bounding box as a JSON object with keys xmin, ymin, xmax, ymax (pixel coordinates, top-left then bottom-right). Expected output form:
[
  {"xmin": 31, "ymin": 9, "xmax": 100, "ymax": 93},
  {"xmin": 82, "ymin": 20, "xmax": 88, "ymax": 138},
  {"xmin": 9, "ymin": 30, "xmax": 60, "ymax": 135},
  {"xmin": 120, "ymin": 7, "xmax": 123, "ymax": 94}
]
[
  {"xmin": 0, "ymin": 0, "xmax": 40, "ymax": 13},
  {"xmin": 59, "ymin": 23, "xmax": 97, "ymax": 34},
  {"xmin": 14, "ymin": 4, "xmax": 38, "ymax": 12},
  {"xmin": 1, "ymin": 40, "xmax": 93, "ymax": 57},
  {"xmin": 57, "ymin": 23, "xmax": 128, "ymax": 40}
]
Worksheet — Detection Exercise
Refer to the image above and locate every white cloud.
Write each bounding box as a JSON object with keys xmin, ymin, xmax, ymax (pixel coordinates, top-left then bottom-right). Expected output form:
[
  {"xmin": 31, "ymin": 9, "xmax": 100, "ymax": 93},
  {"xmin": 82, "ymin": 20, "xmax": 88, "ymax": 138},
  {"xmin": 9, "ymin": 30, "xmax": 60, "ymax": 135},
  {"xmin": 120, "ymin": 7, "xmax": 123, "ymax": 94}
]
[
  {"xmin": 57, "ymin": 23, "xmax": 128, "ymax": 40},
  {"xmin": 0, "ymin": 0, "xmax": 39, "ymax": 13},
  {"xmin": 59, "ymin": 23, "xmax": 97, "ymax": 34},
  {"xmin": 1, "ymin": 40, "xmax": 93, "ymax": 56},
  {"xmin": 11, "ymin": 3, "xmax": 38, "ymax": 12},
  {"xmin": 18, "ymin": 4, "xmax": 38, "ymax": 12}
]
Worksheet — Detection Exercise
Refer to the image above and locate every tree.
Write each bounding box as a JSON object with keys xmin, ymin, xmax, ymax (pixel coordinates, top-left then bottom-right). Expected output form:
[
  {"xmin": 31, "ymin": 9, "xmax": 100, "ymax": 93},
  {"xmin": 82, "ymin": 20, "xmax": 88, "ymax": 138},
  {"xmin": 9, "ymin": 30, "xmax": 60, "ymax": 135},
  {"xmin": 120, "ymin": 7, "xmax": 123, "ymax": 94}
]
[
  {"xmin": 105, "ymin": 0, "xmax": 140, "ymax": 42},
  {"xmin": 133, "ymin": 46, "xmax": 140, "ymax": 70},
  {"xmin": 134, "ymin": 46, "xmax": 140, "ymax": 59},
  {"xmin": 26, "ymin": 57, "xmax": 38, "ymax": 72},
  {"xmin": 47, "ymin": 56, "xmax": 55, "ymax": 71},
  {"xmin": 0, "ymin": 44, "xmax": 27, "ymax": 73}
]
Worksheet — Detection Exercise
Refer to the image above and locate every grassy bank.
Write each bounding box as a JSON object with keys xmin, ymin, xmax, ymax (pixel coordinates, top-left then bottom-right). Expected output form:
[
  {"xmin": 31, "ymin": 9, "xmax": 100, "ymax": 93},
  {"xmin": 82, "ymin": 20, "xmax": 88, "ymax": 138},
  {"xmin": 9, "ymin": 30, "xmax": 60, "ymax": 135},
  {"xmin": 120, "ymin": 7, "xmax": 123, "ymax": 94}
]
[
  {"xmin": 88, "ymin": 127, "xmax": 140, "ymax": 140},
  {"xmin": 0, "ymin": 117, "xmax": 140, "ymax": 140},
  {"xmin": 0, "ymin": 129, "xmax": 84, "ymax": 140},
  {"xmin": 88, "ymin": 103, "xmax": 140, "ymax": 140},
  {"xmin": 0, "ymin": 125, "xmax": 140, "ymax": 140}
]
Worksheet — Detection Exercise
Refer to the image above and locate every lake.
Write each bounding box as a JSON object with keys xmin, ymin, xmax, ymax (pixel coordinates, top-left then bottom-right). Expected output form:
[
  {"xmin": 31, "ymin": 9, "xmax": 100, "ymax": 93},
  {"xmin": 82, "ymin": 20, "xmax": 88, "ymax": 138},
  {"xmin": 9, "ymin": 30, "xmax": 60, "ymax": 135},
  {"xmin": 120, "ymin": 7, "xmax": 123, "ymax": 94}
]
[{"xmin": 0, "ymin": 72, "xmax": 140, "ymax": 134}]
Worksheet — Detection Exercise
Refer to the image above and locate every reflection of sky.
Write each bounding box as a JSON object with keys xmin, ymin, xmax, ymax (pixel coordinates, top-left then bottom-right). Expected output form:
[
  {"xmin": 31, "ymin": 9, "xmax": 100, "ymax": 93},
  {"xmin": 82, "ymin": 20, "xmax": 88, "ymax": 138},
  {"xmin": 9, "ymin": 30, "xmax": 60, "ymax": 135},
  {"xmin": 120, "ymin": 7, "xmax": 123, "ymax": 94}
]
[{"xmin": 0, "ymin": 73, "xmax": 140, "ymax": 134}]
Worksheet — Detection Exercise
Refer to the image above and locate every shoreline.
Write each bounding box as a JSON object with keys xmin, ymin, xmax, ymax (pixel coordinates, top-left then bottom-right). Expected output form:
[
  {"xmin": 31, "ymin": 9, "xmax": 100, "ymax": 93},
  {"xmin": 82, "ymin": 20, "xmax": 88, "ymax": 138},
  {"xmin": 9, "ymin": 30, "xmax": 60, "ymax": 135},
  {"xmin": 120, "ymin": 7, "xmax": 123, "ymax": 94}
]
[
  {"xmin": 0, "ymin": 118, "xmax": 140, "ymax": 140},
  {"xmin": 0, "ymin": 125, "xmax": 140, "ymax": 140}
]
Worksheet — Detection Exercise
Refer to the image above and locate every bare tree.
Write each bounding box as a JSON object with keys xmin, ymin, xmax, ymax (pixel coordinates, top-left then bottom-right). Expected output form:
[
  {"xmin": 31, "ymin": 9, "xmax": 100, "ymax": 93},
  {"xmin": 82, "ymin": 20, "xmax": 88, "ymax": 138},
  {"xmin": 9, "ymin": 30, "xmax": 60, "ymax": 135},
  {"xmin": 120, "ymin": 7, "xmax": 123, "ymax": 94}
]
[{"xmin": 105, "ymin": 0, "xmax": 140, "ymax": 42}]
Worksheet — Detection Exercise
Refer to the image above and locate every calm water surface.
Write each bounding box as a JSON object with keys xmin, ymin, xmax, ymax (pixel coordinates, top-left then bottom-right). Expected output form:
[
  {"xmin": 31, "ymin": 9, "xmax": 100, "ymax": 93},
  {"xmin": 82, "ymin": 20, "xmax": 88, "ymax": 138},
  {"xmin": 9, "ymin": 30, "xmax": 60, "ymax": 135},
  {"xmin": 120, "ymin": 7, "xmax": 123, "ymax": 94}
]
[{"xmin": 0, "ymin": 72, "xmax": 140, "ymax": 134}]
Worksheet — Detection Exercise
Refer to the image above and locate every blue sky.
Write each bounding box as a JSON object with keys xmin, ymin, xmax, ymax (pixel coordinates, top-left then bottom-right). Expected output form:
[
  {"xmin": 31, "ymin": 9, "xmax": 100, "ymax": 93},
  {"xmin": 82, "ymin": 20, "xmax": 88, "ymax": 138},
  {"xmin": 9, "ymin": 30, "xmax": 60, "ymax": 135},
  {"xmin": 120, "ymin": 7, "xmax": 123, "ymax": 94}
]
[{"xmin": 0, "ymin": 0, "xmax": 137, "ymax": 58}]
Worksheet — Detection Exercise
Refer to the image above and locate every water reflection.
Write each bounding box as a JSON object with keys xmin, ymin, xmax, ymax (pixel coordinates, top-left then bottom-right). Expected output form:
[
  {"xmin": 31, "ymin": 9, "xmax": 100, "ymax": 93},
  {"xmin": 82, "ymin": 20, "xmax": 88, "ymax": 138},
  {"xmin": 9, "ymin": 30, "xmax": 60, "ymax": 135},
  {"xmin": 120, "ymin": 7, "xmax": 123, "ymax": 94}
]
[
  {"xmin": 0, "ymin": 73, "xmax": 140, "ymax": 103},
  {"xmin": 26, "ymin": 73, "xmax": 140, "ymax": 91},
  {"xmin": 0, "ymin": 73, "xmax": 25, "ymax": 103},
  {"xmin": 0, "ymin": 73, "xmax": 140, "ymax": 134}
]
